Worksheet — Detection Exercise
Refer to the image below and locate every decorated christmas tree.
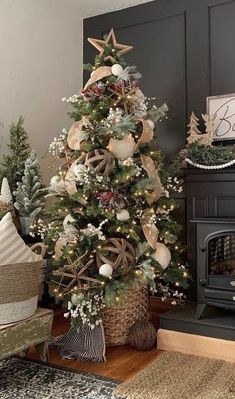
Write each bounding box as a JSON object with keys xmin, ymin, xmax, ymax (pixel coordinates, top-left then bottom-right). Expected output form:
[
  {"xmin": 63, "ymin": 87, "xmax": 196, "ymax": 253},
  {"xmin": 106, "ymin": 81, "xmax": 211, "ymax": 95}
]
[
  {"xmin": 0, "ymin": 116, "xmax": 31, "ymax": 194},
  {"xmin": 44, "ymin": 29, "xmax": 189, "ymax": 360}
]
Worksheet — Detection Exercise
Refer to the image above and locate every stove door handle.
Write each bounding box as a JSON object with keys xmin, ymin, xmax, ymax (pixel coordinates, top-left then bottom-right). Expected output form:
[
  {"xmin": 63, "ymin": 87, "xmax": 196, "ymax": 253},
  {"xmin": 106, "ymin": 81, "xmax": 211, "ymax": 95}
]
[{"xmin": 199, "ymin": 244, "xmax": 206, "ymax": 253}]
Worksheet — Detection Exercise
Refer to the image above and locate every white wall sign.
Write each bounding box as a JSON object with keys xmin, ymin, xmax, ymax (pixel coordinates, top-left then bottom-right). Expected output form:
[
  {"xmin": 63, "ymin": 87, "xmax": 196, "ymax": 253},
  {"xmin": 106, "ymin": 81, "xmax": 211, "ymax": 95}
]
[{"xmin": 207, "ymin": 93, "xmax": 235, "ymax": 141}]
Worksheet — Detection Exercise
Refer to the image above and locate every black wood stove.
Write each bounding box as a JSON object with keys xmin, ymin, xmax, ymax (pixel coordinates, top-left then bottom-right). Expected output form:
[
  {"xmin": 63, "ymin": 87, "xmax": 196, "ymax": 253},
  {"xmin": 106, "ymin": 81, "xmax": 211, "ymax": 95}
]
[{"xmin": 193, "ymin": 218, "xmax": 235, "ymax": 319}]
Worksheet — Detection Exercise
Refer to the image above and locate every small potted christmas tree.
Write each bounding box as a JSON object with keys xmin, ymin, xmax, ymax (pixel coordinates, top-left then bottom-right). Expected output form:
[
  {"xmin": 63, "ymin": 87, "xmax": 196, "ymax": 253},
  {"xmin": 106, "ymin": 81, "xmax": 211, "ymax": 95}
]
[
  {"xmin": 0, "ymin": 116, "xmax": 31, "ymax": 195},
  {"xmin": 14, "ymin": 151, "xmax": 48, "ymax": 236}
]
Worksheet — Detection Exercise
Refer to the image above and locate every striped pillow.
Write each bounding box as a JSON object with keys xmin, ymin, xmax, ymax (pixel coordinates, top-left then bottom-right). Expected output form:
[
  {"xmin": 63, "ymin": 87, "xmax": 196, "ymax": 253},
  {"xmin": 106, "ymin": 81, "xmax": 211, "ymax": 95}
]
[{"xmin": 0, "ymin": 213, "xmax": 40, "ymax": 265}]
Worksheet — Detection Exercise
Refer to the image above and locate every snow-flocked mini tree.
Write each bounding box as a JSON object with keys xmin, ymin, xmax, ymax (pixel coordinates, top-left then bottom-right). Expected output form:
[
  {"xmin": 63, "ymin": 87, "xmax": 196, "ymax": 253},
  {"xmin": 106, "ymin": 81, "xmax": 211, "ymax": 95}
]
[{"xmin": 14, "ymin": 151, "xmax": 48, "ymax": 218}]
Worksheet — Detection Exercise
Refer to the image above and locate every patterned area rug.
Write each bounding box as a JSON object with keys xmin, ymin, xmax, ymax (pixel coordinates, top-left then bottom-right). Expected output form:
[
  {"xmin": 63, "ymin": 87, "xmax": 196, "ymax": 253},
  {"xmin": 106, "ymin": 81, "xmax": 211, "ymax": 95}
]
[
  {"xmin": 0, "ymin": 357, "xmax": 119, "ymax": 399},
  {"xmin": 112, "ymin": 352, "xmax": 235, "ymax": 399}
]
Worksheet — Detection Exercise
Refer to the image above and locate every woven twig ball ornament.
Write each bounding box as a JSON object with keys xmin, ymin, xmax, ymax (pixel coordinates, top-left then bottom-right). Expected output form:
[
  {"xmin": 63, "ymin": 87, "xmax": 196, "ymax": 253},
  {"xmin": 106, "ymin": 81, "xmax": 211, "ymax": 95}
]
[
  {"xmin": 96, "ymin": 238, "xmax": 136, "ymax": 273},
  {"xmin": 128, "ymin": 319, "xmax": 156, "ymax": 351},
  {"xmin": 85, "ymin": 149, "xmax": 115, "ymax": 176}
]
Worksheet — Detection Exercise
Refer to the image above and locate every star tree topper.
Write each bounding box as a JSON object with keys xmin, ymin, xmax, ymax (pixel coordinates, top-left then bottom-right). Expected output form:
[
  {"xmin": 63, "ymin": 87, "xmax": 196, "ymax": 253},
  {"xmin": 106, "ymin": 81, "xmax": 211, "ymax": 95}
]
[{"xmin": 88, "ymin": 28, "xmax": 133, "ymax": 63}]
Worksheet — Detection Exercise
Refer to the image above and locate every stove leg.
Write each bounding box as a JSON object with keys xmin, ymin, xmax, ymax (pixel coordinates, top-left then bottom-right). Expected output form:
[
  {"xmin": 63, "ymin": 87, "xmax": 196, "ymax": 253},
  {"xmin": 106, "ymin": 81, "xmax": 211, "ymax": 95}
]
[{"xmin": 195, "ymin": 303, "xmax": 206, "ymax": 320}]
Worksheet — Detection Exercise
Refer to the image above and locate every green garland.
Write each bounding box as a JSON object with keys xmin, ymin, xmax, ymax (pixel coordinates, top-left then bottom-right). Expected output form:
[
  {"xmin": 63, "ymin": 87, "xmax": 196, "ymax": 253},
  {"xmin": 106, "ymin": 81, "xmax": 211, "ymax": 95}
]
[{"xmin": 180, "ymin": 142, "xmax": 235, "ymax": 166}]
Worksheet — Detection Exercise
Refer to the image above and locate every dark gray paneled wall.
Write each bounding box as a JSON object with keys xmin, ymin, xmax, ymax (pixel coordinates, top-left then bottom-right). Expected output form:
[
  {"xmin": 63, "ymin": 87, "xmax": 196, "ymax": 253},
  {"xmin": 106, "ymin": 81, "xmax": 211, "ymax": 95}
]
[
  {"xmin": 83, "ymin": 0, "xmax": 235, "ymax": 271},
  {"xmin": 84, "ymin": 0, "xmax": 235, "ymax": 158}
]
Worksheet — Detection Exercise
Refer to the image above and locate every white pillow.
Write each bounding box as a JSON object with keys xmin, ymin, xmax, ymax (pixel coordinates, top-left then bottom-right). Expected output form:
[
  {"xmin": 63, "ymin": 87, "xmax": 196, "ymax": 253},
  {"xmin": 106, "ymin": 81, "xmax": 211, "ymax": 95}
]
[{"xmin": 0, "ymin": 213, "xmax": 41, "ymax": 265}]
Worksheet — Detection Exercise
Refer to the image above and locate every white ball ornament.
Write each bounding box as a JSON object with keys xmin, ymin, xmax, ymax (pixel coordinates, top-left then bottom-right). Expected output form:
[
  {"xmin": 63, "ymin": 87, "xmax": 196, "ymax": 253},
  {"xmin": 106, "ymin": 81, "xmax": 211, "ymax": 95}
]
[
  {"xmin": 108, "ymin": 134, "xmax": 136, "ymax": 160},
  {"xmin": 116, "ymin": 209, "xmax": 130, "ymax": 221},
  {"xmin": 99, "ymin": 263, "xmax": 113, "ymax": 278},
  {"xmin": 151, "ymin": 242, "xmax": 171, "ymax": 270},
  {"xmin": 111, "ymin": 64, "xmax": 124, "ymax": 77}
]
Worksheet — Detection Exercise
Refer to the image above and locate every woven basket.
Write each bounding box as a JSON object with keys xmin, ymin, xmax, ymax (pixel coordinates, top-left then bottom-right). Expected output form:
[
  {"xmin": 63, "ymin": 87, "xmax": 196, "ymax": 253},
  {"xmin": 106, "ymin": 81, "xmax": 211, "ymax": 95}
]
[
  {"xmin": 31, "ymin": 244, "xmax": 47, "ymax": 302},
  {"xmin": 102, "ymin": 285, "xmax": 150, "ymax": 346},
  {"xmin": 0, "ymin": 260, "xmax": 42, "ymax": 324}
]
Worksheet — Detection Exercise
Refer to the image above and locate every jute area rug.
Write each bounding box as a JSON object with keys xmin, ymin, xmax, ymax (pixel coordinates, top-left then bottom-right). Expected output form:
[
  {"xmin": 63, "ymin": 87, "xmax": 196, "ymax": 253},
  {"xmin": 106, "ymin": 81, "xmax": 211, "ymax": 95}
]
[
  {"xmin": 0, "ymin": 357, "xmax": 119, "ymax": 398},
  {"xmin": 112, "ymin": 352, "xmax": 235, "ymax": 399}
]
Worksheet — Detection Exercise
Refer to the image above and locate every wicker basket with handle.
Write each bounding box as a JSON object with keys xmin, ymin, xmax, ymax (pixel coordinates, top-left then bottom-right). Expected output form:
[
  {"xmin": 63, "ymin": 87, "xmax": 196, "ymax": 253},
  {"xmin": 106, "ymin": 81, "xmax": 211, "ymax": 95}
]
[
  {"xmin": 0, "ymin": 243, "xmax": 46, "ymax": 325},
  {"xmin": 102, "ymin": 284, "xmax": 150, "ymax": 346}
]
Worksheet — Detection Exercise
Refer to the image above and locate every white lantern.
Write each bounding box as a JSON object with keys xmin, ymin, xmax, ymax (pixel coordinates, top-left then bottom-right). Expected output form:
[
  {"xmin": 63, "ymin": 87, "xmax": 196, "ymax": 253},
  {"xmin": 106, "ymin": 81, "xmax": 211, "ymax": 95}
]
[
  {"xmin": 116, "ymin": 209, "xmax": 130, "ymax": 221},
  {"xmin": 151, "ymin": 242, "xmax": 171, "ymax": 269},
  {"xmin": 108, "ymin": 134, "xmax": 136, "ymax": 160},
  {"xmin": 99, "ymin": 263, "xmax": 113, "ymax": 278},
  {"xmin": 111, "ymin": 64, "xmax": 124, "ymax": 77}
]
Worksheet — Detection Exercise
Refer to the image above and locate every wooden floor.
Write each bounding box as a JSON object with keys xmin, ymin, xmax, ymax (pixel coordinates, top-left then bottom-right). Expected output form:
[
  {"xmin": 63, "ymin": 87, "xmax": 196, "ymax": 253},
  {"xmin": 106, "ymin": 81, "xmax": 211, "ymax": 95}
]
[{"xmin": 28, "ymin": 298, "xmax": 171, "ymax": 381}]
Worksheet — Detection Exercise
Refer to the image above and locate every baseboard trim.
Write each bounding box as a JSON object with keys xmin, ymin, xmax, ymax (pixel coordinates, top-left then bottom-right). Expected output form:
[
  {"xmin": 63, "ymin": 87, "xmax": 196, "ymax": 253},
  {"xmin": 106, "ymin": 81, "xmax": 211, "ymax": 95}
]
[{"xmin": 157, "ymin": 328, "xmax": 235, "ymax": 362}]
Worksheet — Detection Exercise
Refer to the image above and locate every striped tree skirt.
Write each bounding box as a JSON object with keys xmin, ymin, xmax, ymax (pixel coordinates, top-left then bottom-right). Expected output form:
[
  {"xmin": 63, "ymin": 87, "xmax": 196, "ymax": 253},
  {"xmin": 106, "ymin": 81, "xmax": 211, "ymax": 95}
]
[{"xmin": 51, "ymin": 323, "xmax": 106, "ymax": 362}]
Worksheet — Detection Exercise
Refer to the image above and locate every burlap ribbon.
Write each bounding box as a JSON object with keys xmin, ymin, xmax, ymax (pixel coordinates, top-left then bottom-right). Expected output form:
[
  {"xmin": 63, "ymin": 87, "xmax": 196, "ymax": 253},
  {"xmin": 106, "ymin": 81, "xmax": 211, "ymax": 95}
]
[
  {"xmin": 67, "ymin": 117, "xmax": 90, "ymax": 150},
  {"xmin": 140, "ymin": 154, "xmax": 162, "ymax": 205},
  {"xmin": 64, "ymin": 157, "xmax": 87, "ymax": 205},
  {"xmin": 140, "ymin": 218, "xmax": 159, "ymax": 249},
  {"xmin": 54, "ymin": 237, "xmax": 67, "ymax": 260},
  {"xmin": 135, "ymin": 118, "xmax": 154, "ymax": 150},
  {"xmin": 139, "ymin": 145, "xmax": 160, "ymax": 247},
  {"xmin": 135, "ymin": 117, "xmax": 161, "ymax": 201},
  {"xmin": 54, "ymin": 232, "xmax": 78, "ymax": 261},
  {"xmin": 84, "ymin": 66, "xmax": 112, "ymax": 90},
  {"xmin": 64, "ymin": 160, "xmax": 78, "ymax": 195},
  {"xmin": 138, "ymin": 133, "xmax": 162, "ymax": 248}
]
